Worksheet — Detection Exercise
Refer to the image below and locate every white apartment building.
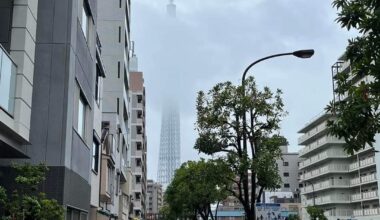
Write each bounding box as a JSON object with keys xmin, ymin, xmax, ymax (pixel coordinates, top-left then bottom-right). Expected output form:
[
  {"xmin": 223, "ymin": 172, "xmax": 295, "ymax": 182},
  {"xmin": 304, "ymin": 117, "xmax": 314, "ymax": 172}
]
[
  {"xmin": 96, "ymin": 0, "xmax": 133, "ymax": 219},
  {"xmin": 298, "ymin": 112, "xmax": 380, "ymax": 220}
]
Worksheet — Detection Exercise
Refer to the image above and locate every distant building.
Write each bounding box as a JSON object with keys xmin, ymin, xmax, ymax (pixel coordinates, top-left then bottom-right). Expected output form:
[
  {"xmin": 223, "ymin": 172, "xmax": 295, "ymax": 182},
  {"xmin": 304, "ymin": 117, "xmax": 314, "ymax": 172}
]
[
  {"xmin": 130, "ymin": 71, "xmax": 148, "ymax": 219},
  {"xmin": 277, "ymin": 146, "xmax": 302, "ymax": 195},
  {"xmin": 146, "ymin": 180, "xmax": 163, "ymax": 216}
]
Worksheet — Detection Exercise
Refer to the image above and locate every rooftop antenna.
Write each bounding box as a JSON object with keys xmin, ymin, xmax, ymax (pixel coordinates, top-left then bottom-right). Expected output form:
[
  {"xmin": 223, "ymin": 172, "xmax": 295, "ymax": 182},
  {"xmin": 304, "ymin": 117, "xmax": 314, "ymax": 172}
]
[{"xmin": 167, "ymin": 0, "xmax": 176, "ymax": 18}]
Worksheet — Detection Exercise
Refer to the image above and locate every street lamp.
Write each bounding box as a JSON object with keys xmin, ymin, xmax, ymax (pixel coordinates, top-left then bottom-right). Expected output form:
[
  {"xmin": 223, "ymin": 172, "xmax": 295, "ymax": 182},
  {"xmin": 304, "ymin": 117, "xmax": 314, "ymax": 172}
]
[
  {"xmin": 240, "ymin": 49, "xmax": 314, "ymax": 220},
  {"xmin": 240, "ymin": 49, "xmax": 315, "ymax": 153}
]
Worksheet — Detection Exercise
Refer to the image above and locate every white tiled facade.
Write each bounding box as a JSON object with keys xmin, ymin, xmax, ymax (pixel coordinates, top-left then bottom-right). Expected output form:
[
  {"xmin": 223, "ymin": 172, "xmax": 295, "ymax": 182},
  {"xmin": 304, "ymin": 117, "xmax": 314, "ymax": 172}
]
[{"xmin": 299, "ymin": 113, "xmax": 380, "ymax": 220}]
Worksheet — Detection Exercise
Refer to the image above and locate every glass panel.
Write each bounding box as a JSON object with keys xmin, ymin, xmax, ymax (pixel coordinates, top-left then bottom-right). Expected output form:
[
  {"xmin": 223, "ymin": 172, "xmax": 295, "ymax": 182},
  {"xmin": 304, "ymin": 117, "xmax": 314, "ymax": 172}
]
[
  {"xmin": 78, "ymin": 96, "xmax": 85, "ymax": 137},
  {"xmin": 0, "ymin": 46, "xmax": 16, "ymax": 115},
  {"xmin": 81, "ymin": 7, "xmax": 88, "ymax": 39}
]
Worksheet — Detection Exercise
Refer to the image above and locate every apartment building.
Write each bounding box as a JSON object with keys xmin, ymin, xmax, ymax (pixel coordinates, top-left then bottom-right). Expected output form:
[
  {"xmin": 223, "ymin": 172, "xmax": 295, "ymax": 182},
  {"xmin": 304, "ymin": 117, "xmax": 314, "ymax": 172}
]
[
  {"xmin": 0, "ymin": 0, "xmax": 136, "ymax": 219},
  {"xmin": 130, "ymin": 70, "xmax": 148, "ymax": 219},
  {"xmin": 146, "ymin": 180, "xmax": 163, "ymax": 216},
  {"xmin": 298, "ymin": 112, "xmax": 380, "ymax": 220},
  {"xmin": 96, "ymin": 0, "xmax": 133, "ymax": 219}
]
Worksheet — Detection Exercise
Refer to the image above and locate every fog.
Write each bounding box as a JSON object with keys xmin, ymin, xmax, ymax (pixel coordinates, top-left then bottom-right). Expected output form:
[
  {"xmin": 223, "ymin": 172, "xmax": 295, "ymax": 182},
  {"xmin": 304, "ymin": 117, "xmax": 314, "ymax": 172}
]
[{"xmin": 131, "ymin": 0, "xmax": 356, "ymax": 180}]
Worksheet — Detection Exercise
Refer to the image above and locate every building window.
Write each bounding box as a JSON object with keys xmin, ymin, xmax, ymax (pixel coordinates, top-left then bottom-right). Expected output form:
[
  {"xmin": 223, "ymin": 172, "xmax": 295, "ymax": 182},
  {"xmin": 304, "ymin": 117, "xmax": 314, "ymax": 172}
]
[
  {"xmin": 136, "ymin": 158, "xmax": 142, "ymax": 167},
  {"xmin": 284, "ymin": 172, "xmax": 289, "ymax": 177},
  {"xmin": 137, "ymin": 110, "xmax": 143, "ymax": 118},
  {"xmin": 284, "ymin": 183, "xmax": 290, "ymax": 188},
  {"xmin": 117, "ymin": 61, "xmax": 120, "ymax": 78},
  {"xmin": 117, "ymin": 98, "xmax": 119, "ymax": 115},
  {"xmin": 137, "ymin": 95, "xmax": 143, "ymax": 103},
  {"xmin": 283, "ymin": 161, "xmax": 289, "ymax": 166},
  {"xmin": 136, "ymin": 175, "xmax": 141, "ymax": 184},
  {"xmin": 77, "ymin": 95, "xmax": 86, "ymax": 138},
  {"xmin": 137, "ymin": 142, "xmax": 142, "ymax": 150},
  {"xmin": 137, "ymin": 126, "xmax": 142, "ymax": 134},
  {"xmin": 135, "ymin": 192, "xmax": 141, "ymax": 200},
  {"xmin": 92, "ymin": 138, "xmax": 100, "ymax": 173},
  {"xmin": 107, "ymin": 164, "xmax": 114, "ymax": 195},
  {"xmin": 118, "ymin": 26, "xmax": 121, "ymax": 42},
  {"xmin": 95, "ymin": 63, "xmax": 101, "ymax": 105},
  {"xmin": 81, "ymin": 3, "xmax": 89, "ymax": 40}
]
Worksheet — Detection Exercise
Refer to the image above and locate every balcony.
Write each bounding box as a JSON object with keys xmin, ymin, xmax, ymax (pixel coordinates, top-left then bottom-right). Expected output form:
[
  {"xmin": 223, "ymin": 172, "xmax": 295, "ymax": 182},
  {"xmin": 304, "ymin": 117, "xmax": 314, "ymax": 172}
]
[
  {"xmin": 350, "ymin": 156, "xmax": 376, "ymax": 172},
  {"xmin": 302, "ymin": 179, "xmax": 349, "ymax": 194},
  {"xmin": 354, "ymin": 208, "xmax": 380, "ymax": 216},
  {"xmin": 300, "ymin": 164, "xmax": 349, "ymax": 181},
  {"xmin": 299, "ymin": 149, "xmax": 348, "ymax": 169},
  {"xmin": 324, "ymin": 209, "xmax": 353, "ymax": 218},
  {"xmin": 299, "ymin": 136, "xmax": 345, "ymax": 157},
  {"xmin": 0, "ymin": 44, "xmax": 17, "ymax": 115},
  {"xmin": 314, "ymin": 194, "xmax": 350, "ymax": 205},
  {"xmin": 298, "ymin": 121, "xmax": 328, "ymax": 145},
  {"xmin": 350, "ymin": 173, "xmax": 377, "ymax": 187},
  {"xmin": 362, "ymin": 190, "xmax": 378, "ymax": 200}
]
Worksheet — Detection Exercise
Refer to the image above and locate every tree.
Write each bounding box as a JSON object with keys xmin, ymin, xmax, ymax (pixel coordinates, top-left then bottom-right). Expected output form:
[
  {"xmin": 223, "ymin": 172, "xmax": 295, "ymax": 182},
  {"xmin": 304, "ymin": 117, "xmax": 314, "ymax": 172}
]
[
  {"xmin": 306, "ymin": 206, "xmax": 327, "ymax": 220},
  {"xmin": 165, "ymin": 159, "xmax": 232, "ymax": 220},
  {"xmin": 326, "ymin": 0, "xmax": 380, "ymax": 154},
  {"xmin": 195, "ymin": 77, "xmax": 287, "ymax": 220},
  {"xmin": 0, "ymin": 163, "xmax": 64, "ymax": 220}
]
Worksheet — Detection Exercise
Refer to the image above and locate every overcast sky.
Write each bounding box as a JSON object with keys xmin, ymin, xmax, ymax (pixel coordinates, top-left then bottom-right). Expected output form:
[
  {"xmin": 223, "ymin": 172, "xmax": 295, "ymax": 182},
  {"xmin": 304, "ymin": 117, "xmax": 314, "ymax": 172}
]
[{"xmin": 131, "ymin": 0, "xmax": 356, "ymax": 181}]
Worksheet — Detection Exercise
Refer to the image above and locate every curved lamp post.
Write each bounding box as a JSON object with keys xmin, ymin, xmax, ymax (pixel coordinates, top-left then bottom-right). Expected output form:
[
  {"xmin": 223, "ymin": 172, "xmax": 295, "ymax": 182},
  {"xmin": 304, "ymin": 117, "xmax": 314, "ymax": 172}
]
[{"xmin": 240, "ymin": 49, "xmax": 314, "ymax": 220}]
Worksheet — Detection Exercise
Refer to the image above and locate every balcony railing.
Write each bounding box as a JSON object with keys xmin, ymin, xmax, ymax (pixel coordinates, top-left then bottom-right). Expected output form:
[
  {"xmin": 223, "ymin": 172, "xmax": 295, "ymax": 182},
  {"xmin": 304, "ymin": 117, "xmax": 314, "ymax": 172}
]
[
  {"xmin": 350, "ymin": 157, "xmax": 376, "ymax": 171},
  {"xmin": 0, "ymin": 44, "xmax": 17, "ymax": 115},
  {"xmin": 300, "ymin": 164, "xmax": 349, "ymax": 181},
  {"xmin": 351, "ymin": 173, "xmax": 377, "ymax": 186},
  {"xmin": 299, "ymin": 136, "xmax": 344, "ymax": 157},
  {"xmin": 314, "ymin": 194, "xmax": 350, "ymax": 205},
  {"xmin": 324, "ymin": 209, "xmax": 353, "ymax": 217},
  {"xmin": 302, "ymin": 179, "xmax": 349, "ymax": 194},
  {"xmin": 299, "ymin": 148, "xmax": 347, "ymax": 169},
  {"xmin": 354, "ymin": 208, "xmax": 380, "ymax": 216},
  {"xmin": 298, "ymin": 122, "xmax": 327, "ymax": 144}
]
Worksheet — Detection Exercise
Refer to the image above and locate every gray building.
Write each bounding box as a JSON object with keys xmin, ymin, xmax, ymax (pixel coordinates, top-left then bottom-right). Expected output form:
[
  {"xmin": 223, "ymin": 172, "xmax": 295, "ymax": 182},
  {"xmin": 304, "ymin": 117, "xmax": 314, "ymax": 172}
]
[
  {"xmin": 277, "ymin": 146, "xmax": 301, "ymax": 194},
  {"xmin": 146, "ymin": 180, "xmax": 163, "ymax": 216},
  {"xmin": 0, "ymin": 0, "xmax": 135, "ymax": 219},
  {"xmin": 0, "ymin": 0, "xmax": 101, "ymax": 218}
]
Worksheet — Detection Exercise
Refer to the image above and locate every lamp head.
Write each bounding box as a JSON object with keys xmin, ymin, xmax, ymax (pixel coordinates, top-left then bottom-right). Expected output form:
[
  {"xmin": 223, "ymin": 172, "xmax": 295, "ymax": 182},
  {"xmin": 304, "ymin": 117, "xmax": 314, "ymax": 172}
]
[{"xmin": 293, "ymin": 49, "xmax": 314, "ymax": 58}]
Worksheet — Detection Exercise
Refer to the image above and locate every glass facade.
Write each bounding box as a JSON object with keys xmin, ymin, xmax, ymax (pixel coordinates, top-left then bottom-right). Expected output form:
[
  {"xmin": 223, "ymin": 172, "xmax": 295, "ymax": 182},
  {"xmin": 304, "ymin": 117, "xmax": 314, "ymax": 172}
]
[{"xmin": 0, "ymin": 45, "xmax": 16, "ymax": 115}]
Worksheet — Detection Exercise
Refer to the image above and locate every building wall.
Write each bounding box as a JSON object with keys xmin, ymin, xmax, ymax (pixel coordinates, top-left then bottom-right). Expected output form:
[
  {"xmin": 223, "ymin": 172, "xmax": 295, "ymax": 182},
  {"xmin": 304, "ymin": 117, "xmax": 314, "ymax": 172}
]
[
  {"xmin": 97, "ymin": 0, "xmax": 132, "ymax": 218},
  {"xmin": 147, "ymin": 180, "xmax": 163, "ymax": 215},
  {"xmin": 0, "ymin": 0, "xmax": 39, "ymax": 158},
  {"xmin": 17, "ymin": 0, "xmax": 100, "ymax": 216},
  {"xmin": 277, "ymin": 147, "xmax": 301, "ymax": 193},
  {"xmin": 130, "ymin": 71, "xmax": 147, "ymax": 219}
]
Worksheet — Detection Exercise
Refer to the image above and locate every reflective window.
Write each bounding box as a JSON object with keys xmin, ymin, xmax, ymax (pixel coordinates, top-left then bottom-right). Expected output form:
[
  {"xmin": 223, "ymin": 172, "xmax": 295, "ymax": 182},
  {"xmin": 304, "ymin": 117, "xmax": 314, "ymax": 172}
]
[{"xmin": 78, "ymin": 95, "xmax": 86, "ymax": 138}]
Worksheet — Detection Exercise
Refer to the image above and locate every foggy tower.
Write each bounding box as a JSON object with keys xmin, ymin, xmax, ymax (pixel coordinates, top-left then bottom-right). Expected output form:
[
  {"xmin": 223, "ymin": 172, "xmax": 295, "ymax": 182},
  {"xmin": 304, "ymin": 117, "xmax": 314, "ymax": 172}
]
[
  {"xmin": 157, "ymin": 100, "xmax": 181, "ymax": 189},
  {"xmin": 167, "ymin": 0, "xmax": 176, "ymax": 18}
]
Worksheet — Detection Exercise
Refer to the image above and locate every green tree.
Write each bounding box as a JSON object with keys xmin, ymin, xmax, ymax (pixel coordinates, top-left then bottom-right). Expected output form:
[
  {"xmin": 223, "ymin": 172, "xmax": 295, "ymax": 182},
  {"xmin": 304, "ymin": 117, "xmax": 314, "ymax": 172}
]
[
  {"xmin": 306, "ymin": 206, "xmax": 327, "ymax": 220},
  {"xmin": 195, "ymin": 77, "xmax": 287, "ymax": 220},
  {"xmin": 0, "ymin": 163, "xmax": 64, "ymax": 220},
  {"xmin": 165, "ymin": 159, "xmax": 233, "ymax": 220},
  {"xmin": 326, "ymin": 0, "xmax": 380, "ymax": 154}
]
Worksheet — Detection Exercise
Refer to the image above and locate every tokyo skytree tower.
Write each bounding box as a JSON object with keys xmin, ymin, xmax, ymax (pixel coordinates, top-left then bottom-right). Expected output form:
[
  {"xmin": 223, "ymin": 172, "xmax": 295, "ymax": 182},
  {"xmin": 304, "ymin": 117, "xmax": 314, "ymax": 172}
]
[{"xmin": 157, "ymin": 101, "xmax": 181, "ymax": 189}]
